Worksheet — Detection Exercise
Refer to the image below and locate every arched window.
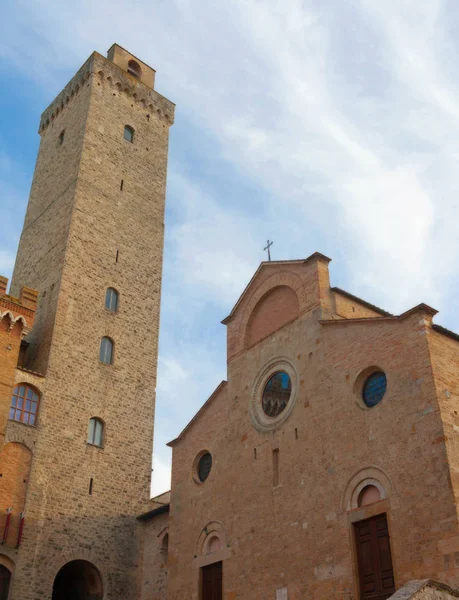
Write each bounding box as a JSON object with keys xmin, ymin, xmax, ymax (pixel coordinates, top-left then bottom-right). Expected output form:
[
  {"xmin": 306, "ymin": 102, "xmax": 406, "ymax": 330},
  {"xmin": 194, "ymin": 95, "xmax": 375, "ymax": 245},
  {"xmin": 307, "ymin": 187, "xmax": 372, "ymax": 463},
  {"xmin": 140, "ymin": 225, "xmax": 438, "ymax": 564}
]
[
  {"xmin": 124, "ymin": 125, "xmax": 134, "ymax": 143},
  {"xmin": 105, "ymin": 288, "xmax": 119, "ymax": 312},
  {"xmin": 10, "ymin": 384, "xmax": 40, "ymax": 426},
  {"xmin": 127, "ymin": 60, "xmax": 142, "ymax": 79},
  {"xmin": 99, "ymin": 337, "xmax": 114, "ymax": 364},
  {"xmin": 87, "ymin": 418, "xmax": 104, "ymax": 447}
]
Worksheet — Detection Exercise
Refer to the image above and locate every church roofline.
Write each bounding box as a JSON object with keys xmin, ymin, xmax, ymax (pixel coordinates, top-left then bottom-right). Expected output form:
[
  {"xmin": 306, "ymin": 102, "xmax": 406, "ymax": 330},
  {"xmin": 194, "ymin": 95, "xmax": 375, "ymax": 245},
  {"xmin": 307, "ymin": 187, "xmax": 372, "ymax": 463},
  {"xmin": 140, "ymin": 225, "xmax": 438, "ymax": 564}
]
[
  {"xmin": 137, "ymin": 503, "xmax": 170, "ymax": 521},
  {"xmin": 331, "ymin": 287, "xmax": 393, "ymax": 317},
  {"xmin": 222, "ymin": 252, "xmax": 332, "ymax": 325},
  {"xmin": 167, "ymin": 381, "xmax": 228, "ymax": 447},
  {"xmin": 319, "ymin": 303, "xmax": 438, "ymax": 326}
]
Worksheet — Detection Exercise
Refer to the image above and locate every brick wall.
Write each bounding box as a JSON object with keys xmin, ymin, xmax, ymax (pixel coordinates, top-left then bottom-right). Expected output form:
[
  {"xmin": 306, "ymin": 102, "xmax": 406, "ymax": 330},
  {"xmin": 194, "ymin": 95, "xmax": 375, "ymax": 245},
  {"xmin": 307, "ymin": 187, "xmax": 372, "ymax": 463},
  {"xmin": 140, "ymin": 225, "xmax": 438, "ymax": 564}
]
[{"xmin": 166, "ymin": 258, "xmax": 459, "ymax": 600}]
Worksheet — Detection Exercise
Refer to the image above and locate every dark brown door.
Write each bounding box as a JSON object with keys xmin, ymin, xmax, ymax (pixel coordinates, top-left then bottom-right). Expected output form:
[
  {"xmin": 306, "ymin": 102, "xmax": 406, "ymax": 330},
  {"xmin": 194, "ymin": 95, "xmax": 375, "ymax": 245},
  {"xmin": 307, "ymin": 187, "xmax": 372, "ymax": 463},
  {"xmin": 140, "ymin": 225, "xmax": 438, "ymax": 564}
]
[
  {"xmin": 202, "ymin": 561, "xmax": 222, "ymax": 600},
  {"xmin": 0, "ymin": 565, "xmax": 11, "ymax": 600},
  {"xmin": 355, "ymin": 514, "xmax": 395, "ymax": 600}
]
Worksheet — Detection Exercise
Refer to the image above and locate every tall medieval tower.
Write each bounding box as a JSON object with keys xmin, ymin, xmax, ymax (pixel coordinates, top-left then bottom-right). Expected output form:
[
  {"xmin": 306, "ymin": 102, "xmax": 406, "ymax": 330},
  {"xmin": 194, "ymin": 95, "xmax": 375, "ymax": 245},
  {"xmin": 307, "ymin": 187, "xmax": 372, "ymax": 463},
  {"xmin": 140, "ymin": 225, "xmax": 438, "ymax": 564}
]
[{"xmin": 6, "ymin": 45, "xmax": 174, "ymax": 599}]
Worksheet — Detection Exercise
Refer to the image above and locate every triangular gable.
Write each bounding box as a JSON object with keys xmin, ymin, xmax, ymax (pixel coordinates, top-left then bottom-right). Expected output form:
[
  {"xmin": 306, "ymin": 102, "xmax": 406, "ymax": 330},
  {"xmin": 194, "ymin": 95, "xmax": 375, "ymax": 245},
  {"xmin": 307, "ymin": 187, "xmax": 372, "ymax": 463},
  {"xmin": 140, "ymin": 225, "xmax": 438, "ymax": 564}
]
[
  {"xmin": 221, "ymin": 252, "xmax": 331, "ymax": 325},
  {"xmin": 167, "ymin": 381, "xmax": 227, "ymax": 447}
]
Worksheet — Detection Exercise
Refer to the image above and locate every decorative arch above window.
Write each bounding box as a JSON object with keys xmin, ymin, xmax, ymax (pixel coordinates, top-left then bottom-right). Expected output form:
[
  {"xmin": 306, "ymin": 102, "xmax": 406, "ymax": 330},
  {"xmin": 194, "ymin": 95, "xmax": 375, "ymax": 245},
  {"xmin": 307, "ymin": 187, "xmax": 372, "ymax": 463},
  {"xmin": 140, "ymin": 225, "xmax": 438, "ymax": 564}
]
[
  {"xmin": 87, "ymin": 417, "xmax": 104, "ymax": 447},
  {"xmin": 99, "ymin": 337, "xmax": 114, "ymax": 364},
  {"xmin": 127, "ymin": 60, "xmax": 142, "ymax": 79},
  {"xmin": 105, "ymin": 287, "xmax": 119, "ymax": 312},
  {"xmin": 358, "ymin": 484, "xmax": 382, "ymax": 507},
  {"xmin": 10, "ymin": 384, "xmax": 40, "ymax": 426},
  {"xmin": 124, "ymin": 125, "xmax": 134, "ymax": 143}
]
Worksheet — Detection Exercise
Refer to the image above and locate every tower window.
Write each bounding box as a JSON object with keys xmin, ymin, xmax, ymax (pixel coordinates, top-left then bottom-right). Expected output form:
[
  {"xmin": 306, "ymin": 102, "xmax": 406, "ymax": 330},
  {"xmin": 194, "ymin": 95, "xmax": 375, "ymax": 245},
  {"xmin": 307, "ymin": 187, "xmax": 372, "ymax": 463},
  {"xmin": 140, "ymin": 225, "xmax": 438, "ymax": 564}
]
[
  {"xmin": 10, "ymin": 384, "xmax": 40, "ymax": 426},
  {"xmin": 99, "ymin": 337, "xmax": 114, "ymax": 364},
  {"xmin": 58, "ymin": 130, "xmax": 65, "ymax": 145},
  {"xmin": 87, "ymin": 417, "xmax": 104, "ymax": 447},
  {"xmin": 105, "ymin": 288, "xmax": 119, "ymax": 312},
  {"xmin": 124, "ymin": 125, "xmax": 134, "ymax": 143},
  {"xmin": 127, "ymin": 60, "xmax": 142, "ymax": 79}
]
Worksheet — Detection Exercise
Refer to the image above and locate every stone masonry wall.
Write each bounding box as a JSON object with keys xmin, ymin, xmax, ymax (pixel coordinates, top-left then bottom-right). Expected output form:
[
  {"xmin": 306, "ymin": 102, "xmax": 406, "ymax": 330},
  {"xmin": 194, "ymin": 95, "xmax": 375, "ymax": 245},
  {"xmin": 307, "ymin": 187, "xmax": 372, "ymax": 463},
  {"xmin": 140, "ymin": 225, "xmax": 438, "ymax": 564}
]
[{"xmin": 6, "ymin": 48, "xmax": 174, "ymax": 599}]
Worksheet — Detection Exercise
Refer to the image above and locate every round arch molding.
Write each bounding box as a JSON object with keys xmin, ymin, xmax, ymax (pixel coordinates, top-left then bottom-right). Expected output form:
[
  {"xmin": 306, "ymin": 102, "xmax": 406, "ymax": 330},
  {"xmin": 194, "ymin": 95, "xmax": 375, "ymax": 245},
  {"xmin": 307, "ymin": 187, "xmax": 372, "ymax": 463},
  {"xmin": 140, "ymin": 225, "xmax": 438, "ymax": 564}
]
[
  {"xmin": 48, "ymin": 550, "xmax": 109, "ymax": 599},
  {"xmin": 192, "ymin": 521, "xmax": 231, "ymax": 569},
  {"xmin": 342, "ymin": 465, "xmax": 394, "ymax": 512},
  {"xmin": 235, "ymin": 271, "xmax": 307, "ymax": 355},
  {"xmin": 52, "ymin": 560, "xmax": 103, "ymax": 600}
]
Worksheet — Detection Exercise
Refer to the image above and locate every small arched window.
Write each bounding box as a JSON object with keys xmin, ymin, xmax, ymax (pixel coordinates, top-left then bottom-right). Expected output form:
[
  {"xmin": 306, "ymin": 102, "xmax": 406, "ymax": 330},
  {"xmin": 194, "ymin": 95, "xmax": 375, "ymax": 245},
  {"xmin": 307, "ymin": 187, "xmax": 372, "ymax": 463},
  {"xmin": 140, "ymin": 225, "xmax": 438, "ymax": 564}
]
[
  {"xmin": 105, "ymin": 288, "xmax": 119, "ymax": 312},
  {"xmin": 124, "ymin": 125, "xmax": 134, "ymax": 143},
  {"xmin": 99, "ymin": 337, "xmax": 114, "ymax": 364},
  {"xmin": 10, "ymin": 384, "xmax": 40, "ymax": 426},
  {"xmin": 88, "ymin": 417, "xmax": 104, "ymax": 447},
  {"xmin": 127, "ymin": 60, "xmax": 142, "ymax": 79}
]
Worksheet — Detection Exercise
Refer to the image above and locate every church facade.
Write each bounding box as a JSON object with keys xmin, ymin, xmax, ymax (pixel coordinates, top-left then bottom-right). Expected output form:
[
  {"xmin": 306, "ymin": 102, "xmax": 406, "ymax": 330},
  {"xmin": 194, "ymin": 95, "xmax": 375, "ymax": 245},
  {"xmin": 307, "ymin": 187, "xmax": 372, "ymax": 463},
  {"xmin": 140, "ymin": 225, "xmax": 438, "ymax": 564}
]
[
  {"xmin": 141, "ymin": 255, "xmax": 459, "ymax": 600},
  {"xmin": 2, "ymin": 44, "xmax": 459, "ymax": 600}
]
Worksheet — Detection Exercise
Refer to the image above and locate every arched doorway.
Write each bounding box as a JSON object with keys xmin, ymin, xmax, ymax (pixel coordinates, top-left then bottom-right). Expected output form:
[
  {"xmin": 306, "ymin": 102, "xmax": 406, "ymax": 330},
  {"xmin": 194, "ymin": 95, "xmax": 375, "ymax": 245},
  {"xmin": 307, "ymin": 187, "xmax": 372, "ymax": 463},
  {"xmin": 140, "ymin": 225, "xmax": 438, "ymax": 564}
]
[
  {"xmin": 52, "ymin": 560, "xmax": 103, "ymax": 600},
  {"xmin": 0, "ymin": 565, "xmax": 11, "ymax": 600}
]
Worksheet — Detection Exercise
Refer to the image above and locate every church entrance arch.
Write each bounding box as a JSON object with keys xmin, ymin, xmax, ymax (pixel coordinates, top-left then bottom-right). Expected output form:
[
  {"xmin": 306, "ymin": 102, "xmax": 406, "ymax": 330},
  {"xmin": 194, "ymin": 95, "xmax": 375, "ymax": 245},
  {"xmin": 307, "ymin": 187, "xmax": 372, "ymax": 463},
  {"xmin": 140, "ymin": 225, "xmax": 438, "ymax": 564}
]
[
  {"xmin": 0, "ymin": 565, "xmax": 11, "ymax": 600},
  {"xmin": 52, "ymin": 560, "xmax": 103, "ymax": 600}
]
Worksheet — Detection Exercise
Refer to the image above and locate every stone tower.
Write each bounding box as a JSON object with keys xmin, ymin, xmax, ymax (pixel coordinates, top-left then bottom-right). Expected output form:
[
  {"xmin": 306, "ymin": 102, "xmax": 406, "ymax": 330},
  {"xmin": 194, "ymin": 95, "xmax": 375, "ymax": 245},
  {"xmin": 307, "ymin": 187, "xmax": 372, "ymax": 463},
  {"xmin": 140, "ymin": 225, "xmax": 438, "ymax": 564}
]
[{"xmin": 6, "ymin": 45, "xmax": 174, "ymax": 599}]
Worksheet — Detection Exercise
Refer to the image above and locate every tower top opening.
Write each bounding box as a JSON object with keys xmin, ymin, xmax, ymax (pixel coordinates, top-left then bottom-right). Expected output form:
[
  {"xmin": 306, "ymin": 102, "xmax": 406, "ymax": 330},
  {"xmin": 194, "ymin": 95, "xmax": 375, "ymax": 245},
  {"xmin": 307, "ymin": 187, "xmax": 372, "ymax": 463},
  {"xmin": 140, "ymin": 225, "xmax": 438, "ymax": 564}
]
[{"xmin": 107, "ymin": 43, "xmax": 156, "ymax": 89}]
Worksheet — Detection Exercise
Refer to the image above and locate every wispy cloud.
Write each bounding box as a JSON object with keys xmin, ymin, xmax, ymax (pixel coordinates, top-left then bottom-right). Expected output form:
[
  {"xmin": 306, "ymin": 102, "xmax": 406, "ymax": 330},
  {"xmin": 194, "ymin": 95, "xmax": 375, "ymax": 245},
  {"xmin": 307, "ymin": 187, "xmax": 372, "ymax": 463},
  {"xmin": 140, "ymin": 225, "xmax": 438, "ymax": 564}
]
[{"xmin": 3, "ymin": 0, "xmax": 459, "ymax": 494}]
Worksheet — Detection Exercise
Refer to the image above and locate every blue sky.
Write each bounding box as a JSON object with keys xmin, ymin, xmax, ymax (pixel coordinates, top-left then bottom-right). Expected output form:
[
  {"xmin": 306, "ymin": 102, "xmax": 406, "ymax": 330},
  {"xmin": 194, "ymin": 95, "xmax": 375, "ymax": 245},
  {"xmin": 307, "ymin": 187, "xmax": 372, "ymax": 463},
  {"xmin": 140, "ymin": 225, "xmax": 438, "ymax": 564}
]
[{"xmin": 2, "ymin": 0, "xmax": 459, "ymax": 495}]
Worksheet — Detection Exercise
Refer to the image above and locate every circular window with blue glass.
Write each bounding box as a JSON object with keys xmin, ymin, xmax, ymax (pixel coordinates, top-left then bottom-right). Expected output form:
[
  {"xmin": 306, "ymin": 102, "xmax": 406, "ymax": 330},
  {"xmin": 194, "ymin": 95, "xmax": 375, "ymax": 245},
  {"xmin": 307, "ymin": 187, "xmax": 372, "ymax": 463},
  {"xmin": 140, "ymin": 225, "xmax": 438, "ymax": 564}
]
[
  {"xmin": 362, "ymin": 372, "xmax": 387, "ymax": 407},
  {"xmin": 262, "ymin": 371, "xmax": 292, "ymax": 417}
]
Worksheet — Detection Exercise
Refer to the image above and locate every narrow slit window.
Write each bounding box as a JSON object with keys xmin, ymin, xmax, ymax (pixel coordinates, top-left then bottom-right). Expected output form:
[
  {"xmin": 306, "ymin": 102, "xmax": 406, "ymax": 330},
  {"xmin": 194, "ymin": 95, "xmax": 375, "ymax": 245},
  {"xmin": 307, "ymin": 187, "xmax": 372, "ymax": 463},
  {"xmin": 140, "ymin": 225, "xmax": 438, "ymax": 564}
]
[
  {"xmin": 99, "ymin": 337, "xmax": 114, "ymax": 364},
  {"xmin": 89, "ymin": 478, "xmax": 93, "ymax": 495},
  {"xmin": 124, "ymin": 125, "xmax": 134, "ymax": 143},
  {"xmin": 120, "ymin": 179, "xmax": 124, "ymax": 191},
  {"xmin": 273, "ymin": 448, "xmax": 279, "ymax": 487},
  {"xmin": 105, "ymin": 288, "xmax": 119, "ymax": 312},
  {"xmin": 59, "ymin": 130, "xmax": 65, "ymax": 145},
  {"xmin": 115, "ymin": 250, "xmax": 119, "ymax": 263}
]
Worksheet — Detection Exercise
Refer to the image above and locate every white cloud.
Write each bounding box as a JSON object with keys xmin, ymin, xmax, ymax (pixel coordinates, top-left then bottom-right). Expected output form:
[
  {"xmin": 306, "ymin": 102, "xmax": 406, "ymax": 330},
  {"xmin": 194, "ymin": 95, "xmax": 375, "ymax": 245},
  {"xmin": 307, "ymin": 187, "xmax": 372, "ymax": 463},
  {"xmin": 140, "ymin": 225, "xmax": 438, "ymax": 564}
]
[{"xmin": 4, "ymin": 0, "xmax": 459, "ymax": 494}]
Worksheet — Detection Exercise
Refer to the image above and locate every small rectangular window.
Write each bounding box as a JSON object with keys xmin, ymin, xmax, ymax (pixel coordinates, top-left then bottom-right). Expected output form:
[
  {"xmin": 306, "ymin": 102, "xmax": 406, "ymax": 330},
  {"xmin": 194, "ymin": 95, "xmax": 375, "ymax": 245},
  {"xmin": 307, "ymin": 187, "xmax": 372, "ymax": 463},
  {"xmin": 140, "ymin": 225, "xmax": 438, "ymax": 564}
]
[
  {"xmin": 89, "ymin": 478, "xmax": 93, "ymax": 495},
  {"xmin": 273, "ymin": 448, "xmax": 279, "ymax": 487},
  {"xmin": 124, "ymin": 125, "xmax": 134, "ymax": 143}
]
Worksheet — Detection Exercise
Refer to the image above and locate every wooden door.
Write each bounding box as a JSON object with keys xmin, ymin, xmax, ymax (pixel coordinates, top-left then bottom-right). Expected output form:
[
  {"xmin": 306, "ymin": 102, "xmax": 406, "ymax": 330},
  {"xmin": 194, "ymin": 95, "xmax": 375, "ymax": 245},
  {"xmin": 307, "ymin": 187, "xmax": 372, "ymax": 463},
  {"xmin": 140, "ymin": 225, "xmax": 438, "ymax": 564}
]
[
  {"xmin": 202, "ymin": 561, "xmax": 222, "ymax": 600},
  {"xmin": 355, "ymin": 514, "xmax": 395, "ymax": 600},
  {"xmin": 0, "ymin": 565, "xmax": 11, "ymax": 600}
]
